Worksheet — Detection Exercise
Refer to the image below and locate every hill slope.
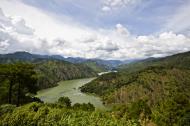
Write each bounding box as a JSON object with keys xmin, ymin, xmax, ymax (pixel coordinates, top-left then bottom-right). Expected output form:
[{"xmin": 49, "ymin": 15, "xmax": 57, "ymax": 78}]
[
  {"xmin": 118, "ymin": 51, "xmax": 190, "ymax": 72},
  {"xmin": 81, "ymin": 51, "xmax": 190, "ymax": 125},
  {"xmin": 0, "ymin": 51, "xmax": 123, "ymax": 73},
  {"xmin": 35, "ymin": 60, "xmax": 97, "ymax": 89},
  {"xmin": 0, "ymin": 52, "xmax": 97, "ymax": 89}
]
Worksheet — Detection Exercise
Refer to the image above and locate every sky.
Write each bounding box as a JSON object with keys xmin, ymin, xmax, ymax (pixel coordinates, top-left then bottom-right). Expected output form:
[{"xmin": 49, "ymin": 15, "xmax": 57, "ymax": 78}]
[{"xmin": 0, "ymin": 0, "xmax": 190, "ymax": 60}]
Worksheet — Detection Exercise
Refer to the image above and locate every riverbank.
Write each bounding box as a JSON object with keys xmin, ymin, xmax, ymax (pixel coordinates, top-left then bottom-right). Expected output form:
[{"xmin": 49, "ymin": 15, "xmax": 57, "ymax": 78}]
[{"xmin": 36, "ymin": 77, "xmax": 106, "ymax": 109}]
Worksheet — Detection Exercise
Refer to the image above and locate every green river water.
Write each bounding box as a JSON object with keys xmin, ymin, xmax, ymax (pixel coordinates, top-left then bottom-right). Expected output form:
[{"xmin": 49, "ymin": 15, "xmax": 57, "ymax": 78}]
[{"xmin": 36, "ymin": 78, "xmax": 106, "ymax": 109}]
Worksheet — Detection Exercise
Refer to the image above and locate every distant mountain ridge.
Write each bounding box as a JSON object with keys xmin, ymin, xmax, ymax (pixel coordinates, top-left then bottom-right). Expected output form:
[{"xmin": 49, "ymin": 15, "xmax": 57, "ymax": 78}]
[
  {"xmin": 0, "ymin": 51, "xmax": 128, "ymax": 72},
  {"xmin": 118, "ymin": 51, "xmax": 190, "ymax": 72},
  {"xmin": 0, "ymin": 51, "xmax": 98, "ymax": 89}
]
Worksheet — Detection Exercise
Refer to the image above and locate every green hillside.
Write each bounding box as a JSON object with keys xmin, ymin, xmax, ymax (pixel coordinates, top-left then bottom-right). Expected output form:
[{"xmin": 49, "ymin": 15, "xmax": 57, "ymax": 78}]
[
  {"xmin": 118, "ymin": 51, "xmax": 190, "ymax": 72},
  {"xmin": 81, "ymin": 61, "xmax": 108, "ymax": 73},
  {"xmin": 1, "ymin": 51, "xmax": 190, "ymax": 126},
  {"xmin": 81, "ymin": 51, "xmax": 190, "ymax": 125},
  {"xmin": 0, "ymin": 52, "xmax": 97, "ymax": 89},
  {"xmin": 35, "ymin": 60, "xmax": 97, "ymax": 89}
]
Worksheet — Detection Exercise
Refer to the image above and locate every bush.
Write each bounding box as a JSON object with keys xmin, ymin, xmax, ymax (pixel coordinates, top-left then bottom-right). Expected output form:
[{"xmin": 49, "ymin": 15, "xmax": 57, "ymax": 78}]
[
  {"xmin": 73, "ymin": 102, "xmax": 95, "ymax": 111},
  {"xmin": 0, "ymin": 104, "xmax": 16, "ymax": 116},
  {"xmin": 57, "ymin": 96, "xmax": 71, "ymax": 107}
]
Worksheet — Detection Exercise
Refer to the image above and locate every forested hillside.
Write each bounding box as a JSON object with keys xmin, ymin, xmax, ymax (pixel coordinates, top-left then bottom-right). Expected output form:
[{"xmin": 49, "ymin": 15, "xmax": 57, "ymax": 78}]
[
  {"xmin": 0, "ymin": 52, "xmax": 97, "ymax": 89},
  {"xmin": 0, "ymin": 62, "xmax": 96, "ymax": 105},
  {"xmin": 35, "ymin": 60, "xmax": 97, "ymax": 89},
  {"xmin": 0, "ymin": 52, "xmax": 120, "ymax": 72},
  {"xmin": 1, "ymin": 51, "xmax": 190, "ymax": 125},
  {"xmin": 81, "ymin": 51, "xmax": 190, "ymax": 125},
  {"xmin": 118, "ymin": 51, "xmax": 190, "ymax": 72},
  {"xmin": 80, "ymin": 61, "xmax": 109, "ymax": 73}
]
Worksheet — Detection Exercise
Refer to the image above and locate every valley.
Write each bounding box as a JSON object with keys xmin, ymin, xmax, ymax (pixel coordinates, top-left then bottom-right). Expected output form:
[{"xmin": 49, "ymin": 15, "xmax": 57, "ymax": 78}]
[
  {"xmin": 1, "ymin": 1, "xmax": 190, "ymax": 125},
  {"xmin": 0, "ymin": 51, "xmax": 190, "ymax": 126},
  {"xmin": 36, "ymin": 78, "xmax": 106, "ymax": 109}
]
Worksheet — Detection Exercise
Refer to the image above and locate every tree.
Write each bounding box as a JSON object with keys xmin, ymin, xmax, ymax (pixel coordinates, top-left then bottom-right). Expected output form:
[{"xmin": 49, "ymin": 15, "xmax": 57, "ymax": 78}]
[
  {"xmin": 125, "ymin": 99, "xmax": 151, "ymax": 126},
  {"xmin": 57, "ymin": 96, "xmax": 71, "ymax": 107},
  {"xmin": 14, "ymin": 63, "xmax": 38, "ymax": 106},
  {"xmin": 152, "ymin": 94, "xmax": 190, "ymax": 126},
  {"xmin": 0, "ymin": 63, "xmax": 38, "ymax": 106}
]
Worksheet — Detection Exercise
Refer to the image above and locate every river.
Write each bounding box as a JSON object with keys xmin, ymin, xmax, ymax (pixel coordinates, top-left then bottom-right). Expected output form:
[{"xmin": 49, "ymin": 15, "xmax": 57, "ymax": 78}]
[{"xmin": 36, "ymin": 77, "xmax": 106, "ymax": 109}]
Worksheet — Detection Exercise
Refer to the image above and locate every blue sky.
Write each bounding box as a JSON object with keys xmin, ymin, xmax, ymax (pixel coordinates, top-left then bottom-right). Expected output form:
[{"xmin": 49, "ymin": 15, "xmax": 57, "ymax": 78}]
[
  {"xmin": 21, "ymin": 0, "xmax": 188, "ymax": 35},
  {"xmin": 0, "ymin": 0, "xmax": 190, "ymax": 60}
]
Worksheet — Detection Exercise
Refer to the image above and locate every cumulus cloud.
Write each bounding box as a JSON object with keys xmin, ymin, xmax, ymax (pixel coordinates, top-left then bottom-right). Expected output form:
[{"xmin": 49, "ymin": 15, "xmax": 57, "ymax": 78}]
[
  {"xmin": 0, "ymin": 1, "xmax": 190, "ymax": 60},
  {"xmin": 12, "ymin": 17, "xmax": 34, "ymax": 35},
  {"xmin": 0, "ymin": 8, "xmax": 48, "ymax": 54}
]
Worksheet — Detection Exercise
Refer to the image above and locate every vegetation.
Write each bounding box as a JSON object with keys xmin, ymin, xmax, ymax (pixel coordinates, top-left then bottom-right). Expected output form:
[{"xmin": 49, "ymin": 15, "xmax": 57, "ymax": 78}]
[
  {"xmin": 57, "ymin": 96, "xmax": 71, "ymax": 107},
  {"xmin": 0, "ymin": 52, "xmax": 97, "ymax": 89},
  {"xmin": 0, "ymin": 63, "xmax": 40, "ymax": 106},
  {"xmin": 118, "ymin": 51, "xmax": 190, "ymax": 73},
  {"xmin": 81, "ymin": 61, "xmax": 108, "ymax": 73},
  {"xmin": 1, "ymin": 51, "xmax": 190, "ymax": 125},
  {"xmin": 35, "ymin": 60, "xmax": 97, "ymax": 89},
  {"xmin": 81, "ymin": 51, "xmax": 190, "ymax": 126},
  {"xmin": 0, "ymin": 100, "xmax": 139, "ymax": 126}
]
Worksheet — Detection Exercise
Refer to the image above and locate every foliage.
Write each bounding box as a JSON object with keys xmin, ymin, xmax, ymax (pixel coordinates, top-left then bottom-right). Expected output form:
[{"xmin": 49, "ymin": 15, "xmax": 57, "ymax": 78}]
[
  {"xmin": 118, "ymin": 51, "xmax": 190, "ymax": 73},
  {"xmin": 57, "ymin": 96, "xmax": 71, "ymax": 107},
  {"xmin": 1, "ymin": 51, "xmax": 190, "ymax": 125},
  {"xmin": 73, "ymin": 102, "xmax": 95, "ymax": 111},
  {"xmin": 0, "ymin": 102, "xmax": 138, "ymax": 126},
  {"xmin": 81, "ymin": 61, "xmax": 108, "ymax": 73},
  {"xmin": 152, "ymin": 94, "xmax": 190, "ymax": 126},
  {"xmin": 0, "ymin": 63, "xmax": 38, "ymax": 106},
  {"xmin": 0, "ymin": 52, "xmax": 98, "ymax": 90},
  {"xmin": 0, "ymin": 104, "xmax": 16, "ymax": 116},
  {"xmin": 81, "ymin": 51, "xmax": 190, "ymax": 125},
  {"xmin": 35, "ymin": 60, "xmax": 97, "ymax": 89}
]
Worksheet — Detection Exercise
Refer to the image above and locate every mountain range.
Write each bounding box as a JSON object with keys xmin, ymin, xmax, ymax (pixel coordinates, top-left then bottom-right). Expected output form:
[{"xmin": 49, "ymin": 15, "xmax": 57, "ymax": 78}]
[{"xmin": 0, "ymin": 51, "xmax": 129, "ymax": 72}]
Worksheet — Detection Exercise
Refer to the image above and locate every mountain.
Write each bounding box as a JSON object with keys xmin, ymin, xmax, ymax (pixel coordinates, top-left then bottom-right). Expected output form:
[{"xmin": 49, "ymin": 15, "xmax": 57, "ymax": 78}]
[
  {"xmin": 118, "ymin": 51, "xmax": 190, "ymax": 72},
  {"xmin": 65, "ymin": 57, "xmax": 123, "ymax": 72},
  {"xmin": 35, "ymin": 60, "xmax": 97, "ymax": 89},
  {"xmin": 81, "ymin": 51, "xmax": 190, "ymax": 99},
  {"xmin": 0, "ymin": 51, "xmax": 123, "ymax": 72},
  {"xmin": 0, "ymin": 51, "xmax": 64, "ymax": 63},
  {"xmin": 0, "ymin": 52, "xmax": 97, "ymax": 89},
  {"xmin": 80, "ymin": 51, "xmax": 190, "ymax": 125}
]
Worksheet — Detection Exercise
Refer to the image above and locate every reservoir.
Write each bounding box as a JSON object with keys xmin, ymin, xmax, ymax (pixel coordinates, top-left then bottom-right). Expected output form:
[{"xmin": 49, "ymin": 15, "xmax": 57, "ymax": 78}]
[{"xmin": 36, "ymin": 77, "xmax": 106, "ymax": 109}]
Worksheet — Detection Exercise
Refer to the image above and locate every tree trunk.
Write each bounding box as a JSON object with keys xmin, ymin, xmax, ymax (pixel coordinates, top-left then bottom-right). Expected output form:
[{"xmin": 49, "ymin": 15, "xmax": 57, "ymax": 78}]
[
  {"xmin": 8, "ymin": 79, "xmax": 13, "ymax": 104},
  {"xmin": 17, "ymin": 81, "xmax": 21, "ymax": 107}
]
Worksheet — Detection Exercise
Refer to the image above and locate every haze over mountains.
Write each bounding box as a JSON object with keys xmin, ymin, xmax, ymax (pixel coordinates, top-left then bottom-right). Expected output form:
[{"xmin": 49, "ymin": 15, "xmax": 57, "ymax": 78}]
[{"xmin": 0, "ymin": 51, "xmax": 125, "ymax": 70}]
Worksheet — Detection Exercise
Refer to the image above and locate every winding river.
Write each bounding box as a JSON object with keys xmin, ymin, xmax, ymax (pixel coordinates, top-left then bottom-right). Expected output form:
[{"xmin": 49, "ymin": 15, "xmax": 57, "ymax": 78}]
[{"xmin": 36, "ymin": 77, "xmax": 106, "ymax": 109}]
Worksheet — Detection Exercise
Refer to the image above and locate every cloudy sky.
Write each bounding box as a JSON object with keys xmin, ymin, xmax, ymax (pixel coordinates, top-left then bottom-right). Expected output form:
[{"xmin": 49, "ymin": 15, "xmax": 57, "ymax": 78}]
[{"xmin": 0, "ymin": 0, "xmax": 190, "ymax": 60}]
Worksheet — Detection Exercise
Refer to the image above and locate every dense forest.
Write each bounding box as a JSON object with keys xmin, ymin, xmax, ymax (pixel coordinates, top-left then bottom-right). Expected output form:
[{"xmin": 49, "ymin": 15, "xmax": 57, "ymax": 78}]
[
  {"xmin": 0, "ymin": 52, "xmax": 97, "ymax": 89},
  {"xmin": 0, "ymin": 51, "xmax": 190, "ymax": 125},
  {"xmin": 35, "ymin": 60, "xmax": 97, "ymax": 89},
  {"xmin": 0, "ymin": 52, "xmax": 97, "ymax": 106},
  {"xmin": 81, "ymin": 51, "xmax": 190, "ymax": 126}
]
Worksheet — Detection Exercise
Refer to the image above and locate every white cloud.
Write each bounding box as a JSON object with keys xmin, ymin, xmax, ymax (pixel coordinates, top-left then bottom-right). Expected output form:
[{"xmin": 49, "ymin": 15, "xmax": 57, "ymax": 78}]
[
  {"xmin": 12, "ymin": 17, "xmax": 34, "ymax": 35},
  {"xmin": 0, "ymin": 7, "xmax": 47, "ymax": 54},
  {"xmin": 115, "ymin": 23, "xmax": 130, "ymax": 36},
  {"xmin": 0, "ymin": 0, "xmax": 190, "ymax": 60},
  {"xmin": 101, "ymin": 0, "xmax": 143, "ymax": 11},
  {"xmin": 102, "ymin": 6, "xmax": 111, "ymax": 12},
  {"xmin": 163, "ymin": 1, "xmax": 190, "ymax": 35}
]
